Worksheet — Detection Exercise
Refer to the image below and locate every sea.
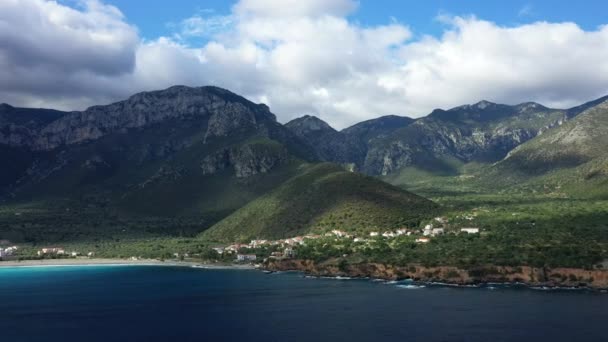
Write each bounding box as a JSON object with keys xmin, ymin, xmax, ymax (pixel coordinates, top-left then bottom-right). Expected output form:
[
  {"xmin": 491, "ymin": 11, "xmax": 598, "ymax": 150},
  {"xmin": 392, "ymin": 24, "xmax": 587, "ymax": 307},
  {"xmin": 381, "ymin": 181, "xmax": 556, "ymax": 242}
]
[{"xmin": 0, "ymin": 265, "xmax": 607, "ymax": 342}]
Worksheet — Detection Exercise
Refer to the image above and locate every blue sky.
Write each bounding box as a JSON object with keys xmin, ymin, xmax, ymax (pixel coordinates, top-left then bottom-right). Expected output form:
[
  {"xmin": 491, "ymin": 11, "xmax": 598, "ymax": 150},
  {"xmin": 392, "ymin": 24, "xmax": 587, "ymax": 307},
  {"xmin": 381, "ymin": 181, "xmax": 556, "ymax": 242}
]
[
  {"xmin": 3, "ymin": 0, "xmax": 608, "ymax": 128},
  {"xmin": 98, "ymin": 0, "xmax": 608, "ymax": 43}
]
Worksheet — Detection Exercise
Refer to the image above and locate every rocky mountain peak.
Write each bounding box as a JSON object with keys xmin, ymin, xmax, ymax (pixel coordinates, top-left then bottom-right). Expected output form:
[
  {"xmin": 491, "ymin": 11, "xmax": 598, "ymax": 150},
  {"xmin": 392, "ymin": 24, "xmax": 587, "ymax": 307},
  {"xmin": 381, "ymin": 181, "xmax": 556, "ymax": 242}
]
[
  {"xmin": 285, "ymin": 115, "xmax": 336, "ymax": 137},
  {"xmin": 515, "ymin": 102, "xmax": 547, "ymax": 113},
  {"xmin": 474, "ymin": 100, "xmax": 496, "ymax": 109},
  {"xmin": 0, "ymin": 103, "xmax": 14, "ymax": 111},
  {"xmin": 1, "ymin": 85, "xmax": 278, "ymax": 150},
  {"xmin": 342, "ymin": 115, "xmax": 413, "ymax": 134},
  {"xmin": 567, "ymin": 95, "xmax": 608, "ymax": 117},
  {"xmin": 450, "ymin": 100, "xmax": 498, "ymax": 112}
]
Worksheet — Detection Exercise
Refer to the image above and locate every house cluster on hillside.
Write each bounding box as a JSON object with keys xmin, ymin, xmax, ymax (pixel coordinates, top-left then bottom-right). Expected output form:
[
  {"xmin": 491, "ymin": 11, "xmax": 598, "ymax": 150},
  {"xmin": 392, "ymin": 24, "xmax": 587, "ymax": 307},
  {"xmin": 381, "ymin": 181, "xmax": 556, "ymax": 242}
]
[
  {"xmin": 36, "ymin": 247, "xmax": 96, "ymax": 258},
  {"xmin": 219, "ymin": 233, "xmax": 329, "ymax": 255},
  {"xmin": 0, "ymin": 246, "xmax": 18, "ymax": 258},
  {"xmin": 37, "ymin": 247, "xmax": 65, "ymax": 256},
  {"xmin": 213, "ymin": 232, "xmax": 354, "ymax": 261},
  {"xmin": 215, "ymin": 219, "xmax": 483, "ymax": 258}
]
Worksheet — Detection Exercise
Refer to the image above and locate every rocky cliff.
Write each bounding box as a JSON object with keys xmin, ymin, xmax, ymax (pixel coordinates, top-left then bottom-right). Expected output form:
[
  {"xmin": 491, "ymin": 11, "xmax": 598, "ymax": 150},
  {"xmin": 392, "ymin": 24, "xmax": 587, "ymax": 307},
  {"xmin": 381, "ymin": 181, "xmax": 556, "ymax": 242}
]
[
  {"xmin": 361, "ymin": 101, "xmax": 571, "ymax": 175},
  {"xmin": 285, "ymin": 114, "xmax": 414, "ymax": 170},
  {"xmin": 201, "ymin": 139, "xmax": 290, "ymax": 178},
  {"xmin": 1, "ymin": 86, "xmax": 277, "ymax": 151},
  {"xmin": 266, "ymin": 259, "xmax": 608, "ymax": 289},
  {"xmin": 285, "ymin": 100, "xmax": 579, "ymax": 176}
]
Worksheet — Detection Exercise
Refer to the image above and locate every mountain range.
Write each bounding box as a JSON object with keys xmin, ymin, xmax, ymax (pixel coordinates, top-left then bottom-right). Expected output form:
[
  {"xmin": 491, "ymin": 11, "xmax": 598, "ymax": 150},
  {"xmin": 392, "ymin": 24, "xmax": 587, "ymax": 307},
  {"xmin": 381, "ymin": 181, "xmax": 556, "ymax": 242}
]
[{"xmin": 1, "ymin": 85, "xmax": 607, "ymax": 242}]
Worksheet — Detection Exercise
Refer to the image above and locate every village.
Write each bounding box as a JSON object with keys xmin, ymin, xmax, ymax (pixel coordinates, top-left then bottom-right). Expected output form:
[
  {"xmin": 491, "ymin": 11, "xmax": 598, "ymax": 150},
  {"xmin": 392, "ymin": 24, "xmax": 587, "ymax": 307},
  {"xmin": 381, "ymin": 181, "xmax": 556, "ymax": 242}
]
[
  {"xmin": 0, "ymin": 245, "xmax": 19, "ymax": 259},
  {"xmin": 211, "ymin": 217, "xmax": 481, "ymax": 262},
  {"xmin": 0, "ymin": 217, "xmax": 481, "ymax": 264},
  {"xmin": 34, "ymin": 247, "xmax": 96, "ymax": 258}
]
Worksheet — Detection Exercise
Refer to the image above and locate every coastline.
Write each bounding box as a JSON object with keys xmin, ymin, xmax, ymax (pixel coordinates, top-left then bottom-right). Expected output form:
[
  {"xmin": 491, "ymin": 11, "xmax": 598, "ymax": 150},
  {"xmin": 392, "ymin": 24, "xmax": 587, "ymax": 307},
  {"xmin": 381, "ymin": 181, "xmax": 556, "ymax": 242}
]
[
  {"xmin": 265, "ymin": 259, "xmax": 608, "ymax": 290},
  {"xmin": 0, "ymin": 258, "xmax": 255, "ymax": 269}
]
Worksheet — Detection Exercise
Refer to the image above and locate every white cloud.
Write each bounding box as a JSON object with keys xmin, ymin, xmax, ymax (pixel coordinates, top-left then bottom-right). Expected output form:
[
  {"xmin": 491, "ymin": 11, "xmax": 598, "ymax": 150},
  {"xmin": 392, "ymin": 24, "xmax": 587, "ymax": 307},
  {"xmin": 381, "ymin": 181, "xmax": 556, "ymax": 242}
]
[
  {"xmin": 0, "ymin": 0, "xmax": 138, "ymax": 107},
  {"xmin": 169, "ymin": 14, "xmax": 234, "ymax": 42},
  {"xmin": 233, "ymin": 0, "xmax": 358, "ymax": 18},
  {"xmin": 2, "ymin": 0, "xmax": 608, "ymax": 129},
  {"xmin": 394, "ymin": 17, "xmax": 608, "ymax": 113},
  {"xmin": 518, "ymin": 4, "xmax": 534, "ymax": 18}
]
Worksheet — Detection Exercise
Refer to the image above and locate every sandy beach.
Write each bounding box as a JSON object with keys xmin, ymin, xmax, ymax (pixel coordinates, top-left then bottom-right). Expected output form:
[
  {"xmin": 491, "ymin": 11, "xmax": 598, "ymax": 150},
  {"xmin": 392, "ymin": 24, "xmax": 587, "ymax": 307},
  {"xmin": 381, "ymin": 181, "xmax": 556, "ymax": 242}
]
[{"xmin": 0, "ymin": 258, "xmax": 256, "ymax": 269}]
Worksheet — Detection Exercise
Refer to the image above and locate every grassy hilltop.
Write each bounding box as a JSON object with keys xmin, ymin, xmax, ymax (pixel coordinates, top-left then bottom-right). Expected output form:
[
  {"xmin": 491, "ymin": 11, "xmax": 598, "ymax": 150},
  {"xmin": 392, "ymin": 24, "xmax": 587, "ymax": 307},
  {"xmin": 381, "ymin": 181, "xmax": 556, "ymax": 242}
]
[{"xmin": 203, "ymin": 163, "xmax": 438, "ymax": 242}]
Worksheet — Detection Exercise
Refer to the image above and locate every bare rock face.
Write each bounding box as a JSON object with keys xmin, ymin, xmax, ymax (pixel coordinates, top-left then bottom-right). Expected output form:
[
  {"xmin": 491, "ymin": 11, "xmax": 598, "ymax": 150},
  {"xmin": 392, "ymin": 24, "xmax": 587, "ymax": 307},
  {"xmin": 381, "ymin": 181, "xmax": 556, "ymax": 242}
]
[
  {"xmin": 201, "ymin": 140, "xmax": 289, "ymax": 178},
  {"xmin": 285, "ymin": 115, "xmax": 414, "ymax": 169},
  {"xmin": 285, "ymin": 103, "xmax": 576, "ymax": 176},
  {"xmin": 204, "ymin": 105, "xmax": 259, "ymax": 142},
  {"xmin": 0, "ymin": 104, "xmax": 67, "ymax": 148},
  {"xmin": 359, "ymin": 102, "xmax": 572, "ymax": 175},
  {"xmin": 2, "ymin": 86, "xmax": 277, "ymax": 151},
  {"xmin": 501, "ymin": 98, "xmax": 608, "ymax": 171},
  {"xmin": 285, "ymin": 115, "xmax": 336, "ymax": 137}
]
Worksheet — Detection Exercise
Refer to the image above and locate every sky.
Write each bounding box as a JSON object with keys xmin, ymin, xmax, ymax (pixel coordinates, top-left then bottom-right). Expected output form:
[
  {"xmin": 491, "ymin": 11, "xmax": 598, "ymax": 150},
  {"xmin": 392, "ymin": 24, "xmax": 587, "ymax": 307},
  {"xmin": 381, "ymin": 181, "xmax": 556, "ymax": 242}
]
[{"xmin": 1, "ymin": 0, "xmax": 608, "ymax": 129}]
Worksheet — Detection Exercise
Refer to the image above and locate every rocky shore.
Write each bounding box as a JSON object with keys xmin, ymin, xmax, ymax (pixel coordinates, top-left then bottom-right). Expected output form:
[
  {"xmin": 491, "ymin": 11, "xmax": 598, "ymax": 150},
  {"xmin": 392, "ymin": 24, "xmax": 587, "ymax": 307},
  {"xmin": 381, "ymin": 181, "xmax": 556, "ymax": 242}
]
[{"xmin": 265, "ymin": 259, "xmax": 608, "ymax": 289}]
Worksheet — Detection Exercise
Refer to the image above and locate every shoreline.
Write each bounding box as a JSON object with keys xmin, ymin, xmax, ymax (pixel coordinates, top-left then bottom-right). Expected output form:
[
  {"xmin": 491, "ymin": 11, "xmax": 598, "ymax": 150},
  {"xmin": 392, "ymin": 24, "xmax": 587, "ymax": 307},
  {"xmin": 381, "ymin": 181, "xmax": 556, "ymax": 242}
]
[
  {"xmin": 3, "ymin": 258, "xmax": 606, "ymax": 292},
  {"xmin": 264, "ymin": 259, "xmax": 608, "ymax": 290},
  {"xmin": 0, "ymin": 258, "xmax": 256, "ymax": 269}
]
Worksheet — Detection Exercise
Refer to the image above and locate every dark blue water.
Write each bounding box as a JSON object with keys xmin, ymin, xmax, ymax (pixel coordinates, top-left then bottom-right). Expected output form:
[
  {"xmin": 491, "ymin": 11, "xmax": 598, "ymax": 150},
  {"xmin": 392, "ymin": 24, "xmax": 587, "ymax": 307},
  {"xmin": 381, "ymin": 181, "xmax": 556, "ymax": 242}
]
[{"xmin": 1, "ymin": 266, "xmax": 607, "ymax": 342}]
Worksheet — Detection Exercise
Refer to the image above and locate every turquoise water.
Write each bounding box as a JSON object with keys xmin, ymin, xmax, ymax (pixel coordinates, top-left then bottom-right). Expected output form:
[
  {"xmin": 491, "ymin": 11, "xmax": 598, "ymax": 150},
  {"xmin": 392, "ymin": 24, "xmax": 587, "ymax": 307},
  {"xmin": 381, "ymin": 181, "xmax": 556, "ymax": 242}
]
[{"xmin": 1, "ymin": 265, "xmax": 607, "ymax": 341}]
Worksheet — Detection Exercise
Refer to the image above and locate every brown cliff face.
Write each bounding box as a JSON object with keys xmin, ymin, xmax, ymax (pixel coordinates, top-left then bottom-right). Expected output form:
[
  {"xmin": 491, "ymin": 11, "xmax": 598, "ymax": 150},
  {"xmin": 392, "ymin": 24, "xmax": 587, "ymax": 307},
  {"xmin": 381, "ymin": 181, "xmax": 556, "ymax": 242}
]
[{"xmin": 265, "ymin": 259, "xmax": 608, "ymax": 289}]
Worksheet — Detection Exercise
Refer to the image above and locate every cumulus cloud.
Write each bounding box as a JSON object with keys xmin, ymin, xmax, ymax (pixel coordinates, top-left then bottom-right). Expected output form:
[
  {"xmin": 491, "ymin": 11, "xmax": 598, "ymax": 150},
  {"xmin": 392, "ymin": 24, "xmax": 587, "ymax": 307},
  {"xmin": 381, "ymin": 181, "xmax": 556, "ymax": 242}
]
[
  {"xmin": 233, "ymin": 0, "xmax": 358, "ymax": 18},
  {"xmin": 0, "ymin": 0, "xmax": 138, "ymax": 108},
  {"xmin": 395, "ymin": 17, "xmax": 608, "ymax": 113},
  {"xmin": 2, "ymin": 0, "xmax": 608, "ymax": 129}
]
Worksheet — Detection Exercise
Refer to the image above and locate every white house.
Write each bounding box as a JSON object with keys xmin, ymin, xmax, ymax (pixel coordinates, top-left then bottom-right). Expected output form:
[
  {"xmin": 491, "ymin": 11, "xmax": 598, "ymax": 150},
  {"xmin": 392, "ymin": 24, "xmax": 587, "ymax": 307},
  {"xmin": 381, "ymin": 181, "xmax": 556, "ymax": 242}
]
[
  {"xmin": 423, "ymin": 224, "xmax": 433, "ymax": 236},
  {"xmin": 284, "ymin": 248, "xmax": 295, "ymax": 258},
  {"xmin": 461, "ymin": 228, "xmax": 480, "ymax": 234},
  {"xmin": 0, "ymin": 248, "xmax": 4, "ymax": 258},
  {"xmin": 382, "ymin": 232, "xmax": 395, "ymax": 238},
  {"xmin": 331, "ymin": 230, "xmax": 348, "ymax": 238},
  {"xmin": 250, "ymin": 240, "xmax": 268, "ymax": 248},
  {"xmin": 212, "ymin": 247, "xmax": 225, "ymax": 254},
  {"xmin": 39, "ymin": 247, "xmax": 65, "ymax": 255},
  {"xmin": 369, "ymin": 232, "xmax": 379, "ymax": 237},
  {"xmin": 416, "ymin": 237, "xmax": 431, "ymax": 243},
  {"xmin": 431, "ymin": 228, "xmax": 445, "ymax": 236},
  {"xmin": 237, "ymin": 254, "xmax": 257, "ymax": 262},
  {"xmin": 434, "ymin": 217, "xmax": 448, "ymax": 224},
  {"xmin": 395, "ymin": 229, "xmax": 408, "ymax": 236}
]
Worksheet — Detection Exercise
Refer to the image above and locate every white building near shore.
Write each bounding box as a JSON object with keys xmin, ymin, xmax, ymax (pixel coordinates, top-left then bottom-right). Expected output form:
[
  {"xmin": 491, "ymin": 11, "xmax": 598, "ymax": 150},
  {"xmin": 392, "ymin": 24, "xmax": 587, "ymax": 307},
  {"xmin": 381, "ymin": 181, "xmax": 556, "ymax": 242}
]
[{"xmin": 461, "ymin": 228, "xmax": 480, "ymax": 234}]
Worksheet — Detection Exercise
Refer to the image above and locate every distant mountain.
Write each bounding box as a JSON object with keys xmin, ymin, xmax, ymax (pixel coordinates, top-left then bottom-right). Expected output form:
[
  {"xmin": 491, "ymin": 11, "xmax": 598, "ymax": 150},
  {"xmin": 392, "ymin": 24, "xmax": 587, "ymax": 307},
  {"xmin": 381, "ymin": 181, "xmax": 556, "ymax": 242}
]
[
  {"xmin": 287, "ymin": 100, "xmax": 574, "ymax": 176},
  {"xmin": 202, "ymin": 163, "xmax": 438, "ymax": 242},
  {"xmin": 0, "ymin": 86, "xmax": 434, "ymax": 242},
  {"xmin": 1, "ymin": 86, "xmax": 288, "ymax": 151},
  {"xmin": 3, "ymin": 85, "xmax": 608, "ymax": 242},
  {"xmin": 0, "ymin": 86, "xmax": 317, "ymax": 222},
  {"xmin": 341, "ymin": 115, "xmax": 415, "ymax": 142},
  {"xmin": 285, "ymin": 115, "xmax": 345, "ymax": 163},
  {"xmin": 503, "ymin": 99, "xmax": 608, "ymax": 170},
  {"xmin": 491, "ymin": 97, "xmax": 608, "ymax": 197},
  {"xmin": 362, "ymin": 101, "xmax": 575, "ymax": 176},
  {"xmin": 286, "ymin": 114, "xmax": 414, "ymax": 170}
]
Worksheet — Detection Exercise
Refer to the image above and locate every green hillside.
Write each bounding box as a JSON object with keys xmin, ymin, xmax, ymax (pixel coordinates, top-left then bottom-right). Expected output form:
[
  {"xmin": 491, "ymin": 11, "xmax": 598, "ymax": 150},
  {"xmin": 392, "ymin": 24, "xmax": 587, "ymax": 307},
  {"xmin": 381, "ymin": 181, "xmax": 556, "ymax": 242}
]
[
  {"xmin": 484, "ymin": 99, "xmax": 608, "ymax": 197},
  {"xmin": 502, "ymin": 100, "xmax": 608, "ymax": 171},
  {"xmin": 202, "ymin": 163, "xmax": 438, "ymax": 242}
]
